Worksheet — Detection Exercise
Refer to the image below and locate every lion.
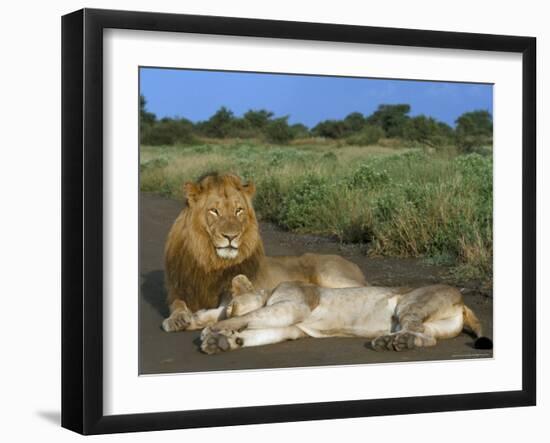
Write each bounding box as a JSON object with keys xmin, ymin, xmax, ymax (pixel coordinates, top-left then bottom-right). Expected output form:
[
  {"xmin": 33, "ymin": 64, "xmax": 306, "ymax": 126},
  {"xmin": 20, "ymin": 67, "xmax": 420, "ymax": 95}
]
[
  {"xmin": 200, "ymin": 274, "xmax": 493, "ymax": 354},
  {"xmin": 162, "ymin": 172, "xmax": 366, "ymax": 333}
]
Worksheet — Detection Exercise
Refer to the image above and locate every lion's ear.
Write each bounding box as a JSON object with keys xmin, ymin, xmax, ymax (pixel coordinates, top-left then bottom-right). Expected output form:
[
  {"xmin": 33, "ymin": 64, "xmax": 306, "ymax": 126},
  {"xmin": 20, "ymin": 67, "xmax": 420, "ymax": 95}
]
[
  {"xmin": 184, "ymin": 181, "xmax": 201, "ymax": 205},
  {"xmin": 231, "ymin": 274, "xmax": 254, "ymax": 297},
  {"xmin": 242, "ymin": 180, "xmax": 256, "ymax": 197}
]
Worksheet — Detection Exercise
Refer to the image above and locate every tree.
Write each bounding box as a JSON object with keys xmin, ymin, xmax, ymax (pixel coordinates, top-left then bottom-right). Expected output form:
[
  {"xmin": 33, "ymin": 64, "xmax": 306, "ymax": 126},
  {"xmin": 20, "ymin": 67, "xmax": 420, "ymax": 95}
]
[
  {"xmin": 366, "ymin": 104, "xmax": 411, "ymax": 137},
  {"xmin": 455, "ymin": 110, "xmax": 493, "ymax": 153},
  {"xmin": 404, "ymin": 115, "xmax": 442, "ymax": 146},
  {"xmin": 343, "ymin": 112, "xmax": 366, "ymax": 133},
  {"xmin": 141, "ymin": 117, "xmax": 195, "ymax": 145},
  {"xmin": 243, "ymin": 109, "xmax": 274, "ymax": 129},
  {"xmin": 139, "ymin": 95, "xmax": 156, "ymax": 131},
  {"xmin": 202, "ymin": 106, "xmax": 235, "ymax": 138},
  {"xmin": 265, "ymin": 116, "xmax": 294, "ymax": 144},
  {"xmin": 346, "ymin": 125, "xmax": 385, "ymax": 146},
  {"xmin": 455, "ymin": 110, "xmax": 492, "ymax": 137},
  {"xmin": 290, "ymin": 123, "xmax": 310, "ymax": 138},
  {"xmin": 311, "ymin": 119, "xmax": 349, "ymax": 139},
  {"xmin": 311, "ymin": 113, "xmax": 367, "ymax": 139},
  {"xmin": 437, "ymin": 121, "xmax": 454, "ymax": 138}
]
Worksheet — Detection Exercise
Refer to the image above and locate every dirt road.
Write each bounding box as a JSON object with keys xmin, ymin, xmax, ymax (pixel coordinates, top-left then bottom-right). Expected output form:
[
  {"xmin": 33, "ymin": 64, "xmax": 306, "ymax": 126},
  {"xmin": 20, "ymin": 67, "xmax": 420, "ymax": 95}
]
[{"xmin": 139, "ymin": 193, "xmax": 493, "ymax": 374}]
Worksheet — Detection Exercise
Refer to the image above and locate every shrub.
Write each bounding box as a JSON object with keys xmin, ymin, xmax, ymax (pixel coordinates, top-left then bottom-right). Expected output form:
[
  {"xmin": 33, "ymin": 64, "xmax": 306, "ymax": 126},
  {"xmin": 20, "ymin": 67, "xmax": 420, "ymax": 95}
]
[
  {"xmin": 455, "ymin": 110, "xmax": 493, "ymax": 153},
  {"xmin": 200, "ymin": 106, "xmax": 235, "ymax": 138},
  {"xmin": 366, "ymin": 104, "xmax": 411, "ymax": 137},
  {"xmin": 346, "ymin": 162, "xmax": 390, "ymax": 189},
  {"xmin": 139, "ymin": 95, "xmax": 156, "ymax": 130},
  {"xmin": 243, "ymin": 109, "xmax": 274, "ymax": 129},
  {"xmin": 346, "ymin": 125, "xmax": 385, "ymax": 146},
  {"xmin": 455, "ymin": 134, "xmax": 493, "ymax": 154},
  {"xmin": 280, "ymin": 175, "xmax": 333, "ymax": 230},
  {"xmin": 311, "ymin": 120, "xmax": 349, "ymax": 139},
  {"xmin": 264, "ymin": 117, "xmax": 295, "ymax": 144},
  {"xmin": 290, "ymin": 123, "xmax": 310, "ymax": 138},
  {"xmin": 139, "ymin": 157, "xmax": 169, "ymax": 172},
  {"xmin": 141, "ymin": 118, "xmax": 196, "ymax": 145},
  {"xmin": 254, "ymin": 177, "xmax": 287, "ymax": 223},
  {"xmin": 343, "ymin": 112, "xmax": 367, "ymax": 132},
  {"xmin": 455, "ymin": 110, "xmax": 492, "ymax": 137},
  {"xmin": 404, "ymin": 115, "xmax": 451, "ymax": 148}
]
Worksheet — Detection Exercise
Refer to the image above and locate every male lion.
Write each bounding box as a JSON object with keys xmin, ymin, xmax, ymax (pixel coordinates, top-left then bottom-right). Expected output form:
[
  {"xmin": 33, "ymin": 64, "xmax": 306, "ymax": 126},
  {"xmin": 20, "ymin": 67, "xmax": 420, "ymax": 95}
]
[
  {"xmin": 200, "ymin": 275, "xmax": 493, "ymax": 354},
  {"xmin": 162, "ymin": 172, "xmax": 366, "ymax": 332}
]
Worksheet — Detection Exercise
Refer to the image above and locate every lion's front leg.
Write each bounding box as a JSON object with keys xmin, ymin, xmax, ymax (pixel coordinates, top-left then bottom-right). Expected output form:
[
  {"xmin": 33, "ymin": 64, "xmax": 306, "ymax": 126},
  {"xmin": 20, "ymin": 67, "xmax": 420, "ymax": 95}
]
[
  {"xmin": 162, "ymin": 300, "xmax": 193, "ymax": 332},
  {"xmin": 162, "ymin": 300, "xmax": 226, "ymax": 332}
]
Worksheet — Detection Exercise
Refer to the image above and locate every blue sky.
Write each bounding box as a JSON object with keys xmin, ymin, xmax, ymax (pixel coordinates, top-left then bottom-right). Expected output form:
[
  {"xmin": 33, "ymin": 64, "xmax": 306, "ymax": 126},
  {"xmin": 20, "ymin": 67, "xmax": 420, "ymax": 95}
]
[{"xmin": 140, "ymin": 67, "xmax": 493, "ymax": 128}]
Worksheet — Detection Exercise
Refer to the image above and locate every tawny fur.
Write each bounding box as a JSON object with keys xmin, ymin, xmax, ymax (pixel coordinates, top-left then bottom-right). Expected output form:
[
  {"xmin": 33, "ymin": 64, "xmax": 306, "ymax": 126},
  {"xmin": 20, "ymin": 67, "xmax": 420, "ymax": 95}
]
[
  {"xmin": 200, "ymin": 276, "xmax": 490, "ymax": 354},
  {"xmin": 164, "ymin": 173, "xmax": 264, "ymax": 312}
]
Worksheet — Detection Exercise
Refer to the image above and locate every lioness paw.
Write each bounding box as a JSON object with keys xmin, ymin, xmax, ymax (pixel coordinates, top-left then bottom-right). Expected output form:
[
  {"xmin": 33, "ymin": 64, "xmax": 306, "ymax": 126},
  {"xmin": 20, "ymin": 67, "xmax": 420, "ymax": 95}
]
[
  {"xmin": 200, "ymin": 330, "xmax": 244, "ymax": 355},
  {"xmin": 371, "ymin": 331, "xmax": 437, "ymax": 351},
  {"xmin": 371, "ymin": 332, "xmax": 417, "ymax": 352}
]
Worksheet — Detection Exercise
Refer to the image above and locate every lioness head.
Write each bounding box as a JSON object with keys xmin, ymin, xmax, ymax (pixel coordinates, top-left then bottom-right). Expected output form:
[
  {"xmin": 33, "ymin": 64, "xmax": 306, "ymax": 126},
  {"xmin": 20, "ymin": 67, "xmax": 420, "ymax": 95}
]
[
  {"xmin": 226, "ymin": 274, "xmax": 269, "ymax": 317},
  {"xmin": 184, "ymin": 173, "xmax": 259, "ymax": 262}
]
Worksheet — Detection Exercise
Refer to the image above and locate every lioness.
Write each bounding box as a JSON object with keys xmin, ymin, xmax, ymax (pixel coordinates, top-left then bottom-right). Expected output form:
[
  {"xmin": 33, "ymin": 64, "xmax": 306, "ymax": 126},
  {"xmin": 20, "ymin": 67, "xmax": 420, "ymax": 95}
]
[
  {"xmin": 162, "ymin": 173, "xmax": 366, "ymax": 333},
  {"xmin": 200, "ymin": 275, "xmax": 493, "ymax": 354}
]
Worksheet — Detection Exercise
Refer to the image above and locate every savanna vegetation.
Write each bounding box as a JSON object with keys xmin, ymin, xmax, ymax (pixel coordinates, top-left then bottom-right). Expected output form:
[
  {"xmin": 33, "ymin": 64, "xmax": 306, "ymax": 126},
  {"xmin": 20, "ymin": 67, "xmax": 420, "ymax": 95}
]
[{"xmin": 139, "ymin": 96, "xmax": 493, "ymax": 286}]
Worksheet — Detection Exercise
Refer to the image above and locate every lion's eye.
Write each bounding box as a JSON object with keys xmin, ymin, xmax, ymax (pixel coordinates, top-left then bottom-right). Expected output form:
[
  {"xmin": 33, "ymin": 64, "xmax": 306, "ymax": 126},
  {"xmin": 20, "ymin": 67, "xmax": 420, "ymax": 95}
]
[
  {"xmin": 209, "ymin": 208, "xmax": 219, "ymax": 217},
  {"xmin": 235, "ymin": 208, "xmax": 244, "ymax": 216}
]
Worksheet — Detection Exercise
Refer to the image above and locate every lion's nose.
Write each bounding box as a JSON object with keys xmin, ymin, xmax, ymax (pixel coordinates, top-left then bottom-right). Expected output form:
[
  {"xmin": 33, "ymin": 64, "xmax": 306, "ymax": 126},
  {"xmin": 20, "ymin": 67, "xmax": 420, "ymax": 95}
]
[{"xmin": 223, "ymin": 233, "xmax": 238, "ymax": 242}]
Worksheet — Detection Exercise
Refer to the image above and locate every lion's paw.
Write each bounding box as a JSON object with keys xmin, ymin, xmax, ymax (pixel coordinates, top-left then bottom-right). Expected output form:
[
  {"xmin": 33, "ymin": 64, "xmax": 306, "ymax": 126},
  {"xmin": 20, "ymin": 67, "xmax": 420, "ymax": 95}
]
[
  {"xmin": 200, "ymin": 329, "xmax": 243, "ymax": 355},
  {"xmin": 162, "ymin": 310, "xmax": 192, "ymax": 332}
]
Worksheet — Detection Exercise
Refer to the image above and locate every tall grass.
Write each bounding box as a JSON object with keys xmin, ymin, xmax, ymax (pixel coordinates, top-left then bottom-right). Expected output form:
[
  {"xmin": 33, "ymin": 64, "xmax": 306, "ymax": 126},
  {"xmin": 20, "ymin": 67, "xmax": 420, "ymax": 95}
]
[{"xmin": 140, "ymin": 142, "xmax": 492, "ymax": 285}]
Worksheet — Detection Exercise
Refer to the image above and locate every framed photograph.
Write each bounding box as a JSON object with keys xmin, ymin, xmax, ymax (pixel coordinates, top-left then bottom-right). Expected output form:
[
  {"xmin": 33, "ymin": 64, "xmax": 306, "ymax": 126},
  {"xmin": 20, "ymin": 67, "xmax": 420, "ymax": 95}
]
[{"xmin": 61, "ymin": 8, "xmax": 536, "ymax": 435}]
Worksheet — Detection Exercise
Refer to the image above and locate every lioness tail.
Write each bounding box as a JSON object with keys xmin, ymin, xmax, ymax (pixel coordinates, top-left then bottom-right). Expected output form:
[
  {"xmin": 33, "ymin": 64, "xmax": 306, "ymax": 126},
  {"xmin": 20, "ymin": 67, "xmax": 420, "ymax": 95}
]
[{"xmin": 463, "ymin": 305, "xmax": 493, "ymax": 350}]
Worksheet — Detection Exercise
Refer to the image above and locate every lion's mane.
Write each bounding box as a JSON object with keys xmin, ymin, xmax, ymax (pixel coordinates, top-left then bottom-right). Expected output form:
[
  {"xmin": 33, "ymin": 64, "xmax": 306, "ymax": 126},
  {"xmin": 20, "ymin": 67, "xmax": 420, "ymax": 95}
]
[{"xmin": 164, "ymin": 173, "xmax": 265, "ymax": 312}]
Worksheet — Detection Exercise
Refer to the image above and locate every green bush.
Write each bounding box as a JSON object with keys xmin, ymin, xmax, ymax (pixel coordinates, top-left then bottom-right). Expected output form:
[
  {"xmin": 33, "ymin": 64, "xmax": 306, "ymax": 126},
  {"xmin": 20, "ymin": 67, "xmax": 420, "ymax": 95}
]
[
  {"xmin": 404, "ymin": 115, "xmax": 452, "ymax": 148},
  {"xmin": 311, "ymin": 120, "xmax": 349, "ymax": 139},
  {"xmin": 346, "ymin": 162, "xmax": 390, "ymax": 189},
  {"xmin": 343, "ymin": 112, "xmax": 367, "ymax": 132},
  {"xmin": 243, "ymin": 109, "xmax": 274, "ymax": 130},
  {"xmin": 455, "ymin": 110, "xmax": 493, "ymax": 154},
  {"xmin": 290, "ymin": 123, "xmax": 310, "ymax": 138},
  {"xmin": 280, "ymin": 175, "xmax": 333, "ymax": 230},
  {"xmin": 264, "ymin": 117, "xmax": 295, "ymax": 144},
  {"xmin": 200, "ymin": 106, "xmax": 235, "ymax": 138},
  {"xmin": 139, "ymin": 157, "xmax": 169, "ymax": 172},
  {"xmin": 141, "ymin": 118, "xmax": 196, "ymax": 145},
  {"xmin": 254, "ymin": 177, "xmax": 287, "ymax": 223},
  {"xmin": 346, "ymin": 125, "xmax": 385, "ymax": 146},
  {"xmin": 455, "ymin": 134, "xmax": 493, "ymax": 154},
  {"xmin": 366, "ymin": 104, "xmax": 411, "ymax": 138}
]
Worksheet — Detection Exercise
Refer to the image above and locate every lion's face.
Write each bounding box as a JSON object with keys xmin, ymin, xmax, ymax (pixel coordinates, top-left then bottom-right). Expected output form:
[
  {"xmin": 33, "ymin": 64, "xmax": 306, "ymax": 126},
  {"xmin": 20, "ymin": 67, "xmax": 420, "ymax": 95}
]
[
  {"xmin": 185, "ymin": 174, "xmax": 258, "ymax": 261},
  {"xmin": 203, "ymin": 191, "xmax": 250, "ymax": 259}
]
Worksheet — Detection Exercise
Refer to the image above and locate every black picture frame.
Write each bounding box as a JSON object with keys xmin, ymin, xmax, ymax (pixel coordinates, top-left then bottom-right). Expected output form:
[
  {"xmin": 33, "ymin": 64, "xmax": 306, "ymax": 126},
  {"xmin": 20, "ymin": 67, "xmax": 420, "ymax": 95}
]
[{"xmin": 61, "ymin": 8, "xmax": 536, "ymax": 435}]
